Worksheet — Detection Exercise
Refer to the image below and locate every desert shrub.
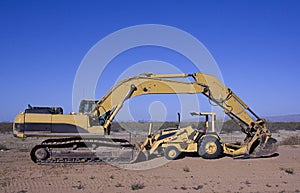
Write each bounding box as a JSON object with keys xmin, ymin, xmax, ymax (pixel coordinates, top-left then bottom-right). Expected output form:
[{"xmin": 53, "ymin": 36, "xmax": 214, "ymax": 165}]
[
  {"xmin": 193, "ymin": 185, "xmax": 203, "ymax": 190},
  {"xmin": 267, "ymin": 122, "xmax": 300, "ymax": 132},
  {"xmin": 279, "ymin": 136, "xmax": 300, "ymax": 145},
  {"xmin": 115, "ymin": 183, "xmax": 124, "ymax": 187},
  {"xmin": 0, "ymin": 122, "xmax": 13, "ymax": 133},
  {"xmin": 131, "ymin": 182, "xmax": 145, "ymax": 190},
  {"xmin": 183, "ymin": 166, "xmax": 190, "ymax": 172},
  {"xmin": 0, "ymin": 144, "xmax": 9, "ymax": 151},
  {"xmin": 221, "ymin": 121, "xmax": 300, "ymax": 133},
  {"xmin": 72, "ymin": 181, "xmax": 85, "ymax": 190},
  {"xmin": 280, "ymin": 168, "xmax": 294, "ymax": 175},
  {"xmin": 180, "ymin": 186, "xmax": 187, "ymax": 190}
]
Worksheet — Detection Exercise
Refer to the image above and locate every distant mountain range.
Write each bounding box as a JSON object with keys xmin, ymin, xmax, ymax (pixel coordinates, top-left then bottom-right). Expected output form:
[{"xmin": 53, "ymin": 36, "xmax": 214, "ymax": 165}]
[{"xmin": 264, "ymin": 114, "xmax": 300, "ymax": 122}]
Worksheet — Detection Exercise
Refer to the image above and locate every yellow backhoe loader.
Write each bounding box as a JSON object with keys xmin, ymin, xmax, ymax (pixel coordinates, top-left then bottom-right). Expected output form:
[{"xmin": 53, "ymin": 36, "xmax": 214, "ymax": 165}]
[
  {"xmin": 139, "ymin": 111, "xmax": 276, "ymax": 160},
  {"xmin": 13, "ymin": 72, "xmax": 277, "ymax": 163}
]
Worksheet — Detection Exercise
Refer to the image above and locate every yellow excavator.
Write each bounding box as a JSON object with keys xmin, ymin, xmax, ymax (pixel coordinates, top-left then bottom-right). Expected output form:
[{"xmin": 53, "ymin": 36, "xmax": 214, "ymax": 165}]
[{"xmin": 13, "ymin": 72, "xmax": 277, "ymax": 163}]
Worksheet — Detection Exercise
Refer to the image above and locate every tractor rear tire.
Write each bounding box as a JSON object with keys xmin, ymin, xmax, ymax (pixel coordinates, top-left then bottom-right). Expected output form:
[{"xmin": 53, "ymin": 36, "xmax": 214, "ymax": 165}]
[
  {"xmin": 198, "ymin": 136, "xmax": 222, "ymax": 159},
  {"xmin": 164, "ymin": 146, "xmax": 181, "ymax": 160}
]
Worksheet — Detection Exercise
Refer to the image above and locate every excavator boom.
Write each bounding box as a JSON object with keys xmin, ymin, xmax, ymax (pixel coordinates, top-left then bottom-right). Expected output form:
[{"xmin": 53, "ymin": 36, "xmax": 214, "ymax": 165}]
[{"xmin": 95, "ymin": 72, "xmax": 267, "ymax": 136}]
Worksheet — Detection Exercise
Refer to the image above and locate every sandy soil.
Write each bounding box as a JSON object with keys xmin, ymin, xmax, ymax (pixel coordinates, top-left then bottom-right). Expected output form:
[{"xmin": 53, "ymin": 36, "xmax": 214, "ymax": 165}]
[{"xmin": 1, "ymin": 133, "xmax": 300, "ymax": 193}]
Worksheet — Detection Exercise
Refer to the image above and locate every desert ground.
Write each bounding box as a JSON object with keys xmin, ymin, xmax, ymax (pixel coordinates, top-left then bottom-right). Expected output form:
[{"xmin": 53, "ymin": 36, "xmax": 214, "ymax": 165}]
[{"xmin": 1, "ymin": 132, "xmax": 300, "ymax": 193}]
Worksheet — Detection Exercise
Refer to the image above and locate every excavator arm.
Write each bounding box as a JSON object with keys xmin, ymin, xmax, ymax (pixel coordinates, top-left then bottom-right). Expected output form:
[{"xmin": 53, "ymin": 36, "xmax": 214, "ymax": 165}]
[
  {"xmin": 94, "ymin": 72, "xmax": 274, "ymax": 157},
  {"xmin": 95, "ymin": 72, "xmax": 267, "ymax": 134}
]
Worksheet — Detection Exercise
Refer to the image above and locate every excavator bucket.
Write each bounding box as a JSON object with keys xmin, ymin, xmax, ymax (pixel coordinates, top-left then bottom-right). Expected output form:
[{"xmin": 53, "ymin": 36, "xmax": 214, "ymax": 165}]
[
  {"xmin": 250, "ymin": 137, "xmax": 278, "ymax": 158},
  {"xmin": 233, "ymin": 137, "xmax": 278, "ymax": 159}
]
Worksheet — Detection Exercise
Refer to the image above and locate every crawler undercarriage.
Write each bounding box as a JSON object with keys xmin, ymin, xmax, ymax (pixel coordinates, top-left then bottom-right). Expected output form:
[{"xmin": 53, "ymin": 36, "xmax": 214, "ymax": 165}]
[{"xmin": 31, "ymin": 137, "xmax": 140, "ymax": 164}]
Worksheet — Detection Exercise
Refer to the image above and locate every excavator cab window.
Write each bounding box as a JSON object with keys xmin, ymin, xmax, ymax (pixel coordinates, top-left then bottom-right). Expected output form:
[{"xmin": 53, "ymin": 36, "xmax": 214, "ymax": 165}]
[{"xmin": 79, "ymin": 100, "xmax": 97, "ymax": 114}]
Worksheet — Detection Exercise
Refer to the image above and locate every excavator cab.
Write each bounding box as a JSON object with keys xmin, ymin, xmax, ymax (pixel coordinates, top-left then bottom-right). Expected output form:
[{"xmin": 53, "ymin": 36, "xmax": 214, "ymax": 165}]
[{"xmin": 78, "ymin": 100, "xmax": 98, "ymax": 114}]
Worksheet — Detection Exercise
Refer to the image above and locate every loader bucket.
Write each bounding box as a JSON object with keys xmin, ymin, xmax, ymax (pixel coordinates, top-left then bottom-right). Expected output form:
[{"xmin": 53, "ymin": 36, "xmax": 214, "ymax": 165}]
[{"xmin": 130, "ymin": 150, "xmax": 148, "ymax": 163}]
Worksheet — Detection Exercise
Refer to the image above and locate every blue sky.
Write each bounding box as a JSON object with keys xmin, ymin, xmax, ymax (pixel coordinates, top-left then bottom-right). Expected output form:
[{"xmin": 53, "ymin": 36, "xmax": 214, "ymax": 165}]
[{"xmin": 0, "ymin": 0, "xmax": 300, "ymax": 122}]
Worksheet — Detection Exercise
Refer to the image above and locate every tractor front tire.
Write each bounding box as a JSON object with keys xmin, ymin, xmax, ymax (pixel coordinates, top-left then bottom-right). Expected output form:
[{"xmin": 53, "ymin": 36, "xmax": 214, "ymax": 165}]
[
  {"xmin": 164, "ymin": 146, "xmax": 181, "ymax": 160},
  {"xmin": 198, "ymin": 136, "xmax": 222, "ymax": 159}
]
